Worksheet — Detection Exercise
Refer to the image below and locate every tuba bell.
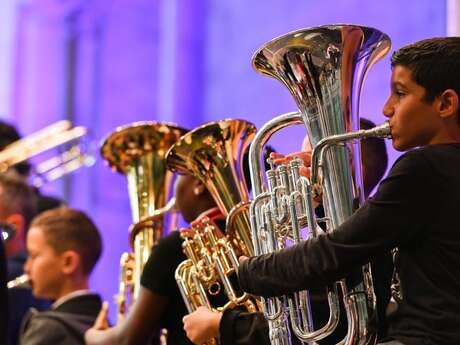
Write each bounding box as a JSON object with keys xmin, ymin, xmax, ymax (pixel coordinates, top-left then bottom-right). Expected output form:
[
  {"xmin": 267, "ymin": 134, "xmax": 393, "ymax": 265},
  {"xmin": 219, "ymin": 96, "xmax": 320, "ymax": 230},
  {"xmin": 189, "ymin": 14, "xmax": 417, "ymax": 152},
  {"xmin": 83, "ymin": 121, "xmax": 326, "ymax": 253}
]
[
  {"xmin": 166, "ymin": 119, "xmax": 256, "ymax": 256},
  {"xmin": 166, "ymin": 119, "xmax": 259, "ymax": 344},
  {"xmin": 247, "ymin": 25, "xmax": 391, "ymax": 345},
  {"xmin": 101, "ymin": 121, "xmax": 186, "ymax": 319}
]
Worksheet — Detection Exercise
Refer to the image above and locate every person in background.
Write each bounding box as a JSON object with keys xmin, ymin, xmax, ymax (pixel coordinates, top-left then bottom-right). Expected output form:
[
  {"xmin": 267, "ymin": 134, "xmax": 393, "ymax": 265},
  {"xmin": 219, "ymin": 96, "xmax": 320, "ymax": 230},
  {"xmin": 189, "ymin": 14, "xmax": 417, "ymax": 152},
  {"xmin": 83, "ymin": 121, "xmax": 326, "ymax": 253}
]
[
  {"xmin": 85, "ymin": 173, "xmax": 222, "ymax": 345},
  {"xmin": 0, "ymin": 120, "xmax": 64, "ymax": 214},
  {"xmin": 0, "ymin": 121, "xmax": 65, "ymax": 344},
  {"xmin": 0, "ymin": 120, "xmax": 65, "ymax": 344},
  {"xmin": 85, "ymin": 145, "xmax": 275, "ymax": 345},
  {"xmin": 19, "ymin": 207, "xmax": 103, "ymax": 345},
  {"xmin": 0, "ymin": 174, "xmax": 48, "ymax": 345}
]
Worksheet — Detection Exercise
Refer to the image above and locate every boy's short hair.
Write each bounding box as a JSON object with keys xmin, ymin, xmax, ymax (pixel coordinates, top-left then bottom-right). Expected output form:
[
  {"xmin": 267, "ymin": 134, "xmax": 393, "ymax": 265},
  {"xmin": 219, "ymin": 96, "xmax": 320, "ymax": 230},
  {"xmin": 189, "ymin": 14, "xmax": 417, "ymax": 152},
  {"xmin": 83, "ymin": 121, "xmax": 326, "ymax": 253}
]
[
  {"xmin": 30, "ymin": 208, "xmax": 102, "ymax": 275},
  {"xmin": 0, "ymin": 174, "xmax": 37, "ymax": 228},
  {"xmin": 391, "ymin": 37, "xmax": 460, "ymax": 119}
]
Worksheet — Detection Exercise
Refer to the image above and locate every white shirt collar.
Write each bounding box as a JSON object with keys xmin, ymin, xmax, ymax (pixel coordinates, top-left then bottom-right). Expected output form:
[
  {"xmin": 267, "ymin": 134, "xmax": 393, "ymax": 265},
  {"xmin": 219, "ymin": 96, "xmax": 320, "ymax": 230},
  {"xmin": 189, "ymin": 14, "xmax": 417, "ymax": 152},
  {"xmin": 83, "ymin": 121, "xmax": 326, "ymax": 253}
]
[{"xmin": 52, "ymin": 289, "xmax": 93, "ymax": 309}]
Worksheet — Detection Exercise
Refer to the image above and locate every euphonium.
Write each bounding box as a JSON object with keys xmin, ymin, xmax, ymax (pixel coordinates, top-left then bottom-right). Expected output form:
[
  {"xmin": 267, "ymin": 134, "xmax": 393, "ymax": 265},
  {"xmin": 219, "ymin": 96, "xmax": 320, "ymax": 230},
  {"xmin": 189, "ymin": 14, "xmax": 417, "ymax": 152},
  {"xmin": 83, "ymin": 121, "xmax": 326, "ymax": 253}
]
[
  {"xmin": 166, "ymin": 119, "xmax": 256, "ymax": 256},
  {"xmin": 248, "ymin": 25, "xmax": 391, "ymax": 345},
  {"xmin": 166, "ymin": 120, "xmax": 259, "ymax": 339},
  {"xmin": 101, "ymin": 121, "xmax": 186, "ymax": 319}
]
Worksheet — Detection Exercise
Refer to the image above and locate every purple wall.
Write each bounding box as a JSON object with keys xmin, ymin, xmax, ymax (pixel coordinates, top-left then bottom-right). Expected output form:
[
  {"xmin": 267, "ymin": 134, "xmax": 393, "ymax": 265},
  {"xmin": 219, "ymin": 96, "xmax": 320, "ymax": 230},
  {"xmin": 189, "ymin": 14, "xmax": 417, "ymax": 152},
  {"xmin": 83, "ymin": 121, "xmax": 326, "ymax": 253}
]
[{"xmin": 2, "ymin": 0, "xmax": 446, "ymax": 321}]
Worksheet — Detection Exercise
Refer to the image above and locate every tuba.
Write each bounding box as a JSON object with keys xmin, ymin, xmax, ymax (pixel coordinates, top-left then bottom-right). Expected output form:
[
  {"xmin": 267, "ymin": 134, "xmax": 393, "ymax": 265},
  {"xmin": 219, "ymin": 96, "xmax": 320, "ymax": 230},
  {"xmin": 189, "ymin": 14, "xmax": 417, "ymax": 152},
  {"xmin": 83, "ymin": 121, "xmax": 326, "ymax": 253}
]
[
  {"xmin": 166, "ymin": 119, "xmax": 259, "ymax": 343},
  {"xmin": 101, "ymin": 121, "xmax": 186, "ymax": 319},
  {"xmin": 247, "ymin": 25, "xmax": 391, "ymax": 345}
]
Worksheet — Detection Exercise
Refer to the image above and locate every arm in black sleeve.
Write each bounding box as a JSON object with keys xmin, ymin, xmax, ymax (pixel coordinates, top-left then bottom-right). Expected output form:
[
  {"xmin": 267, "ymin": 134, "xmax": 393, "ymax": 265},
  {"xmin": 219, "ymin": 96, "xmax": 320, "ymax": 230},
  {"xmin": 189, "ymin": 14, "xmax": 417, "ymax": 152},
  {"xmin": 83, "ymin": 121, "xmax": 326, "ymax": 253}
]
[
  {"xmin": 219, "ymin": 310, "xmax": 270, "ymax": 345},
  {"xmin": 238, "ymin": 150, "xmax": 435, "ymax": 297}
]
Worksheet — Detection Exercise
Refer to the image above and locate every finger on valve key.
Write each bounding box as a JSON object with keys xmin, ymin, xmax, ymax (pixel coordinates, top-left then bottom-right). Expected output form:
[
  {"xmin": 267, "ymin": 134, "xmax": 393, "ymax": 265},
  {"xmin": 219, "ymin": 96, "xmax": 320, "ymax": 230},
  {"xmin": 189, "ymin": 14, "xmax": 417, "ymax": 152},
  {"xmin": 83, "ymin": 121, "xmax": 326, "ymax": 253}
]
[
  {"xmin": 238, "ymin": 256, "xmax": 249, "ymax": 264},
  {"xmin": 270, "ymin": 150, "xmax": 312, "ymax": 168},
  {"xmin": 299, "ymin": 165, "xmax": 312, "ymax": 178},
  {"xmin": 287, "ymin": 150, "xmax": 312, "ymax": 166},
  {"xmin": 94, "ymin": 301, "xmax": 110, "ymax": 330}
]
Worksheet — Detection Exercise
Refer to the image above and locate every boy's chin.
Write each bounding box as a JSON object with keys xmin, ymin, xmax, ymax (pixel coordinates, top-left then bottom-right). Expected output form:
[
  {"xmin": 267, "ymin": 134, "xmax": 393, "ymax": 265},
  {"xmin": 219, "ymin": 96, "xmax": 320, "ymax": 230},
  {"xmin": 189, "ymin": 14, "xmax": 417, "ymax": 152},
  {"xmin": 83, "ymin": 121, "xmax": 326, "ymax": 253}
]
[
  {"xmin": 392, "ymin": 144, "xmax": 407, "ymax": 152},
  {"xmin": 32, "ymin": 286, "xmax": 52, "ymax": 300},
  {"xmin": 392, "ymin": 139, "xmax": 413, "ymax": 152}
]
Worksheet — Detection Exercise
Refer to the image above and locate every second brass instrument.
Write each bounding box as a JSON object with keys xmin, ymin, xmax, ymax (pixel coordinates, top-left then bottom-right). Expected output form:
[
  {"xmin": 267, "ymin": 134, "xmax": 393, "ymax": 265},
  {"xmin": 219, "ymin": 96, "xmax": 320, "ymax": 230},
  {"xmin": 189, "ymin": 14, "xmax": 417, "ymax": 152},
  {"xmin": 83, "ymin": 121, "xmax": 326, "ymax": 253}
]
[
  {"xmin": 166, "ymin": 119, "xmax": 256, "ymax": 256},
  {"xmin": 166, "ymin": 119, "xmax": 259, "ymax": 343},
  {"xmin": 101, "ymin": 121, "xmax": 186, "ymax": 319}
]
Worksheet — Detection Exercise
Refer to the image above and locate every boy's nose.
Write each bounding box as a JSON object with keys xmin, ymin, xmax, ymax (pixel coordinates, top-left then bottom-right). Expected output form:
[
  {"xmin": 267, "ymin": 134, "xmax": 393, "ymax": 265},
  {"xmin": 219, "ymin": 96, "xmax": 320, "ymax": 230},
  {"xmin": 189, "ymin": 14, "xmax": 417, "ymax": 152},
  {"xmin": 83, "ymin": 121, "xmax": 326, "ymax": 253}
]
[{"xmin": 382, "ymin": 99, "xmax": 393, "ymax": 118}]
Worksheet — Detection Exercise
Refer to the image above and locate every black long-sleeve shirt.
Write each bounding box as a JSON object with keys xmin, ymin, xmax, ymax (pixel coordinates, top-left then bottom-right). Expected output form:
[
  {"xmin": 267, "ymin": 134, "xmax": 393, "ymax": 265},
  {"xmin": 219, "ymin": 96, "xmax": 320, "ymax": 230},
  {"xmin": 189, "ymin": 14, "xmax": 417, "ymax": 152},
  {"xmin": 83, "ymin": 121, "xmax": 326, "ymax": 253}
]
[
  {"xmin": 141, "ymin": 209, "xmax": 227, "ymax": 345},
  {"xmin": 238, "ymin": 144, "xmax": 460, "ymax": 345},
  {"xmin": 219, "ymin": 309, "xmax": 270, "ymax": 345}
]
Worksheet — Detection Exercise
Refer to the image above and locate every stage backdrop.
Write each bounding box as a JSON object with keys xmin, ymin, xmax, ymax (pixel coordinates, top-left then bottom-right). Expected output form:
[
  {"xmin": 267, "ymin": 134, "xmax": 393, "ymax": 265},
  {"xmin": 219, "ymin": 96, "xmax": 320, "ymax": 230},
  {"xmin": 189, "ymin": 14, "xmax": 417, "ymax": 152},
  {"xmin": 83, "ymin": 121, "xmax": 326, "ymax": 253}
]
[{"xmin": 0, "ymin": 0, "xmax": 446, "ymax": 322}]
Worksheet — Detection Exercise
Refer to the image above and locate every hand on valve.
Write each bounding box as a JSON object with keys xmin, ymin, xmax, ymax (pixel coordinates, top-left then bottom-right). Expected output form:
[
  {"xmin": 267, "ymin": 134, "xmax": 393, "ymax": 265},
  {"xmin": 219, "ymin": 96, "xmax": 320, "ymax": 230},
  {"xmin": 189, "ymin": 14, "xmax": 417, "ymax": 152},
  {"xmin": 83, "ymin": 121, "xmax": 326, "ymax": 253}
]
[
  {"xmin": 269, "ymin": 136, "xmax": 313, "ymax": 178},
  {"xmin": 183, "ymin": 306, "xmax": 222, "ymax": 344}
]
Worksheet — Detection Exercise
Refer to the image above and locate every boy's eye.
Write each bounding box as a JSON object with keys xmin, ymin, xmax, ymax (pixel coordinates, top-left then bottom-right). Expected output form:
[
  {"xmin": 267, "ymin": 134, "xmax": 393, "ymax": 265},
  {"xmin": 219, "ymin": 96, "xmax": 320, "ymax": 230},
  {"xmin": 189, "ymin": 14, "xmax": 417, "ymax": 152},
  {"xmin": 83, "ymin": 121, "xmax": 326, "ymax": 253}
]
[{"xmin": 393, "ymin": 89, "xmax": 405, "ymax": 97}]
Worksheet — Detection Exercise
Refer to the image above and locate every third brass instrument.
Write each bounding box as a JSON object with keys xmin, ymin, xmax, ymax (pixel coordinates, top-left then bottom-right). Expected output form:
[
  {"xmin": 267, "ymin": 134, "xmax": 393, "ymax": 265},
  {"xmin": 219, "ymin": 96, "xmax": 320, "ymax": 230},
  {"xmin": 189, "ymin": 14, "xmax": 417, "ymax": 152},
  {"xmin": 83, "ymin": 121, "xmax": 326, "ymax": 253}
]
[
  {"xmin": 101, "ymin": 121, "xmax": 186, "ymax": 319},
  {"xmin": 0, "ymin": 120, "xmax": 95, "ymax": 188},
  {"xmin": 166, "ymin": 119, "xmax": 259, "ymax": 343},
  {"xmin": 248, "ymin": 25, "xmax": 391, "ymax": 345}
]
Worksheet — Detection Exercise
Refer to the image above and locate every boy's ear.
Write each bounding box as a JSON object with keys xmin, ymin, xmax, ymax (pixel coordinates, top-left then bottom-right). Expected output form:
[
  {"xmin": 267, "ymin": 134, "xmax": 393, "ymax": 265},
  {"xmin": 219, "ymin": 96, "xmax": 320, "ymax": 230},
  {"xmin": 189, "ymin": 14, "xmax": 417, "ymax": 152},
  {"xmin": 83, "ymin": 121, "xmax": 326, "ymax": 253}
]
[
  {"xmin": 61, "ymin": 250, "xmax": 81, "ymax": 275},
  {"xmin": 438, "ymin": 89, "xmax": 459, "ymax": 119}
]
